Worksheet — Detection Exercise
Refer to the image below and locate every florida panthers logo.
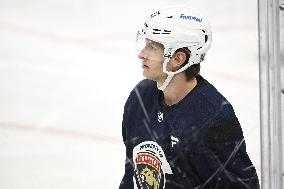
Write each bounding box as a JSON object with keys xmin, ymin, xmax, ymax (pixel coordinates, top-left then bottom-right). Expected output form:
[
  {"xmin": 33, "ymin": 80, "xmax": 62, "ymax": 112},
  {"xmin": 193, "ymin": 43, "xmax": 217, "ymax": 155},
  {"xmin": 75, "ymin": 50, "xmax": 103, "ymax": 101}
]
[
  {"xmin": 133, "ymin": 141, "xmax": 172, "ymax": 189},
  {"xmin": 135, "ymin": 152, "xmax": 161, "ymax": 189}
]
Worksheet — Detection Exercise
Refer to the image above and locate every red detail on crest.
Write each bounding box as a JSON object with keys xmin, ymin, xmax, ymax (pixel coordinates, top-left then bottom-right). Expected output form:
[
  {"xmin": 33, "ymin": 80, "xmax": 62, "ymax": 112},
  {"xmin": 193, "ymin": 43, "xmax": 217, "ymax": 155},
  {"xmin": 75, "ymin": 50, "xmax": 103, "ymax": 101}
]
[{"xmin": 136, "ymin": 152, "xmax": 161, "ymax": 172}]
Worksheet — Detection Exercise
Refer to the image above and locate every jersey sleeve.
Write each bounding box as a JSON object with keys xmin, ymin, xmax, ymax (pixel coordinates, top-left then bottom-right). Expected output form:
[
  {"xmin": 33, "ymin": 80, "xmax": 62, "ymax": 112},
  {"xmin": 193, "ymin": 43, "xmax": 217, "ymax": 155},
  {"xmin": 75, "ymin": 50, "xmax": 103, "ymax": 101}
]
[
  {"xmin": 190, "ymin": 116, "xmax": 260, "ymax": 189},
  {"xmin": 119, "ymin": 91, "xmax": 135, "ymax": 189},
  {"xmin": 119, "ymin": 80, "xmax": 157, "ymax": 189}
]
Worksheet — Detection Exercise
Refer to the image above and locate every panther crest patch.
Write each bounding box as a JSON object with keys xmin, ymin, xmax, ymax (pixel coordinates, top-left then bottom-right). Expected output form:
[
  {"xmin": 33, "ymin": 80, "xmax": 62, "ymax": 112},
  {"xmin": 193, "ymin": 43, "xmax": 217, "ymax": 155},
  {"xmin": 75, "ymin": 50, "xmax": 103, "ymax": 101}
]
[{"xmin": 133, "ymin": 141, "xmax": 172, "ymax": 189}]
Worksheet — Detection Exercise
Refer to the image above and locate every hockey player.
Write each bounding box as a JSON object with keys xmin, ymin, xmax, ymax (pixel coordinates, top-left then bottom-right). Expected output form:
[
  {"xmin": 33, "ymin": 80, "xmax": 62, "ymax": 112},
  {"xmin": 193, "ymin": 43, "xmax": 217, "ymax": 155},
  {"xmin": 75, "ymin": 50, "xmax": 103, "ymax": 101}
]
[{"xmin": 120, "ymin": 5, "xmax": 260, "ymax": 189}]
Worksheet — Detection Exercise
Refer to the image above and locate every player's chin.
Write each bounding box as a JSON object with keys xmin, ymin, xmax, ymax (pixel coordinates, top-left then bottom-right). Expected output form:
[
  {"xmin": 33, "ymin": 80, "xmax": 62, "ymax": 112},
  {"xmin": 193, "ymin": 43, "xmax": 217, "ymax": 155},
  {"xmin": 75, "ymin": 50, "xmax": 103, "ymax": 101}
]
[
  {"xmin": 142, "ymin": 71, "xmax": 149, "ymax": 78},
  {"xmin": 143, "ymin": 71, "xmax": 153, "ymax": 80}
]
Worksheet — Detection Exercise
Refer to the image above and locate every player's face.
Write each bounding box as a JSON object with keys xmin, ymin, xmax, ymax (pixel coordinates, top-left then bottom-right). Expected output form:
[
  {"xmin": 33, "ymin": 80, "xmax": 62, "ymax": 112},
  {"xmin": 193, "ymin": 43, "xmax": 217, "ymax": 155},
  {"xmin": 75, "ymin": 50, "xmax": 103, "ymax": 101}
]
[{"xmin": 138, "ymin": 39, "xmax": 167, "ymax": 83}]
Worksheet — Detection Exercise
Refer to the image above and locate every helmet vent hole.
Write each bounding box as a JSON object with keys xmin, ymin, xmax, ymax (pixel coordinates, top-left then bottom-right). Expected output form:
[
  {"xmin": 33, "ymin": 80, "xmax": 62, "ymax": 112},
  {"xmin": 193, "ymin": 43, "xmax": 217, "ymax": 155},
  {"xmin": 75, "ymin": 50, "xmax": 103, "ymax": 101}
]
[
  {"xmin": 202, "ymin": 30, "xmax": 208, "ymax": 42},
  {"xmin": 153, "ymin": 28, "xmax": 161, "ymax": 34},
  {"xmin": 153, "ymin": 28, "xmax": 161, "ymax": 31},
  {"xmin": 204, "ymin": 35, "xmax": 208, "ymax": 42},
  {"xmin": 162, "ymin": 30, "xmax": 171, "ymax": 34},
  {"xmin": 152, "ymin": 28, "xmax": 171, "ymax": 35}
]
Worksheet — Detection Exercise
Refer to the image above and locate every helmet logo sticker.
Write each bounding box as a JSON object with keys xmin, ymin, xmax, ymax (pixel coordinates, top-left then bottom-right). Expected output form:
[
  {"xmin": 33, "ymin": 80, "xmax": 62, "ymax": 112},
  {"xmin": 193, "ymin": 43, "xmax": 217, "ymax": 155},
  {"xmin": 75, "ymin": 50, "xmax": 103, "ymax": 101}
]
[
  {"xmin": 180, "ymin": 14, "xmax": 202, "ymax": 22},
  {"xmin": 164, "ymin": 48, "xmax": 173, "ymax": 58},
  {"xmin": 151, "ymin": 11, "xmax": 160, "ymax": 18}
]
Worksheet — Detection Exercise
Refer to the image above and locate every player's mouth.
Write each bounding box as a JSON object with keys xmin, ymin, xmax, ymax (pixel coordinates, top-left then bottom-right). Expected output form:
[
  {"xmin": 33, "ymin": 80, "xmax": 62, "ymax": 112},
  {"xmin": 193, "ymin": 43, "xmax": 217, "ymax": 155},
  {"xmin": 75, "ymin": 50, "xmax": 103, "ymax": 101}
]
[{"xmin": 142, "ymin": 64, "xmax": 149, "ymax": 69}]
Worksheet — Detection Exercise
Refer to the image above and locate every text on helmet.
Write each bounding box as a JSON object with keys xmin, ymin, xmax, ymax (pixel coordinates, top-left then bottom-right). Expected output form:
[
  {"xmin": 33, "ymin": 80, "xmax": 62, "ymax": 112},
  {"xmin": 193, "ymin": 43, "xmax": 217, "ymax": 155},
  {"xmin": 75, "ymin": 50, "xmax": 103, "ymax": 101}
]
[
  {"xmin": 180, "ymin": 14, "xmax": 202, "ymax": 22},
  {"xmin": 151, "ymin": 11, "xmax": 160, "ymax": 18}
]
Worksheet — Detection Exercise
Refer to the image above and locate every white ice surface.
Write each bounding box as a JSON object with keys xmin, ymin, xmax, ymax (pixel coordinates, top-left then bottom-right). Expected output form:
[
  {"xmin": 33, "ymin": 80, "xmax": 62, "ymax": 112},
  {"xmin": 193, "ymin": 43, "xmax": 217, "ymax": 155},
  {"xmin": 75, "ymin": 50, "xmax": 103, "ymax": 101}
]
[{"xmin": 0, "ymin": 0, "xmax": 260, "ymax": 188}]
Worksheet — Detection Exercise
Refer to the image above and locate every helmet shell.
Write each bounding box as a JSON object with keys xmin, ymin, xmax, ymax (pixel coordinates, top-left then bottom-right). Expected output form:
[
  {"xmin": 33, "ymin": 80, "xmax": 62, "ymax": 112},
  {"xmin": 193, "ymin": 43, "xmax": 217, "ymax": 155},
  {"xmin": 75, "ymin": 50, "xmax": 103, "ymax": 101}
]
[{"xmin": 140, "ymin": 5, "xmax": 212, "ymax": 64}]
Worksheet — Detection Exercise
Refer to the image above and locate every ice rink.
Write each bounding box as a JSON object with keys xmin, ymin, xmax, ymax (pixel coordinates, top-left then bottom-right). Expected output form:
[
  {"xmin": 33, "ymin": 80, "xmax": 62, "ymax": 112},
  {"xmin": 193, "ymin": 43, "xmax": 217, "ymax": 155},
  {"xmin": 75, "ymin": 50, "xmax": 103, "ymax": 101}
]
[{"xmin": 0, "ymin": 0, "xmax": 260, "ymax": 188}]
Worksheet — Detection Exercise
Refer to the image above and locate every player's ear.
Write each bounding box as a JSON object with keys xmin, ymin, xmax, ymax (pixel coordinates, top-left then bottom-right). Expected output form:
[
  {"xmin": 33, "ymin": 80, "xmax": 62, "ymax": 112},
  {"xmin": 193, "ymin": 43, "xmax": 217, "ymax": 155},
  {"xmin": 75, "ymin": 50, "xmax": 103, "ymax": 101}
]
[
  {"xmin": 173, "ymin": 51, "xmax": 187, "ymax": 68},
  {"xmin": 167, "ymin": 51, "xmax": 187, "ymax": 71}
]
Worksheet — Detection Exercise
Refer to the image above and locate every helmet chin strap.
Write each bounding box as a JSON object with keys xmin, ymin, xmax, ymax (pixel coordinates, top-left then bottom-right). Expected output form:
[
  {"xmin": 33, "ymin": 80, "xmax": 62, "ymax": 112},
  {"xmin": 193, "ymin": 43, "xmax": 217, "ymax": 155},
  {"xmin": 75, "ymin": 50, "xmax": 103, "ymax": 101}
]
[
  {"xmin": 157, "ymin": 71, "xmax": 174, "ymax": 91},
  {"xmin": 157, "ymin": 56, "xmax": 195, "ymax": 91}
]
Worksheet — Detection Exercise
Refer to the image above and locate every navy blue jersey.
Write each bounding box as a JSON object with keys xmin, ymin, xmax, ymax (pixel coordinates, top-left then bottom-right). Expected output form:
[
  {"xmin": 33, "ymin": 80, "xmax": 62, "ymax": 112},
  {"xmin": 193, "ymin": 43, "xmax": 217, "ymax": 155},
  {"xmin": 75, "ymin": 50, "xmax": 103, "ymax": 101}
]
[{"xmin": 120, "ymin": 75, "xmax": 259, "ymax": 189}]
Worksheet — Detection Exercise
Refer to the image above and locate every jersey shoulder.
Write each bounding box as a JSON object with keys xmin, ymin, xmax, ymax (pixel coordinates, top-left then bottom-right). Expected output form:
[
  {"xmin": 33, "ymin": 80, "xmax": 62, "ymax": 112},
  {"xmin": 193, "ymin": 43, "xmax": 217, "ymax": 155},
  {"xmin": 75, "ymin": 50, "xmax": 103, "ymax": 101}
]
[
  {"xmin": 196, "ymin": 76, "xmax": 243, "ymax": 144},
  {"xmin": 124, "ymin": 79, "xmax": 158, "ymax": 110},
  {"xmin": 196, "ymin": 76, "xmax": 236, "ymax": 117}
]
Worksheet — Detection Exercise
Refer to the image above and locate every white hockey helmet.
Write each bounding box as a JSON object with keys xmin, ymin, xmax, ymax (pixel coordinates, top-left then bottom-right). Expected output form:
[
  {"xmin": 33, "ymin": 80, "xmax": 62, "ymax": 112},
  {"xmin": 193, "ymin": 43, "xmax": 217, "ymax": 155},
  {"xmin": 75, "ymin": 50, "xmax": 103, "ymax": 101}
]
[{"xmin": 137, "ymin": 5, "xmax": 212, "ymax": 91}]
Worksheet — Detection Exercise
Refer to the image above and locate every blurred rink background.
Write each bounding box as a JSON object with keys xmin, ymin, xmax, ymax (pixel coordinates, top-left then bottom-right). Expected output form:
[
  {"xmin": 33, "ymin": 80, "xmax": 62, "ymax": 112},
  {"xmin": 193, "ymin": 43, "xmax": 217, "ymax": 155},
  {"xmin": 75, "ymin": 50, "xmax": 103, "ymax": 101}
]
[{"xmin": 0, "ymin": 0, "xmax": 260, "ymax": 188}]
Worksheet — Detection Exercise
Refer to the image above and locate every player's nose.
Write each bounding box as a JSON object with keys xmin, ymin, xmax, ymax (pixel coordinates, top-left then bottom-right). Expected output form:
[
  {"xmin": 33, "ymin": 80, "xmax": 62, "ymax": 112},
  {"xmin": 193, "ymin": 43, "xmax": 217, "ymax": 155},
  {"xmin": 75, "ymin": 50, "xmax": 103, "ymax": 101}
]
[{"xmin": 138, "ymin": 48, "xmax": 146, "ymax": 59}]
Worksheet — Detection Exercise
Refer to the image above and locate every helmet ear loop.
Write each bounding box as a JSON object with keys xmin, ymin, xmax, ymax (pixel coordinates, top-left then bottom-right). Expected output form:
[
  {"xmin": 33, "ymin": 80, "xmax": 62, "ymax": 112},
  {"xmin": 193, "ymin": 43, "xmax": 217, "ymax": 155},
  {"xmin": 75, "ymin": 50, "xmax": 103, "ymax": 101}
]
[
  {"xmin": 158, "ymin": 47, "xmax": 194, "ymax": 91},
  {"xmin": 157, "ymin": 57, "xmax": 172, "ymax": 91},
  {"xmin": 157, "ymin": 46, "xmax": 177, "ymax": 91},
  {"xmin": 196, "ymin": 31, "xmax": 212, "ymax": 54}
]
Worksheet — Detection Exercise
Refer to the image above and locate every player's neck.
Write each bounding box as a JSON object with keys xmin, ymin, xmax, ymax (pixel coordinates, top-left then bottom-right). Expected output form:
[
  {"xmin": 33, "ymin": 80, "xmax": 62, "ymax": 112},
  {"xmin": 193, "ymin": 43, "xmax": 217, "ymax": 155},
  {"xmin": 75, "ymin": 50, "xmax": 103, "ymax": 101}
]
[{"xmin": 162, "ymin": 74, "xmax": 197, "ymax": 106}]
